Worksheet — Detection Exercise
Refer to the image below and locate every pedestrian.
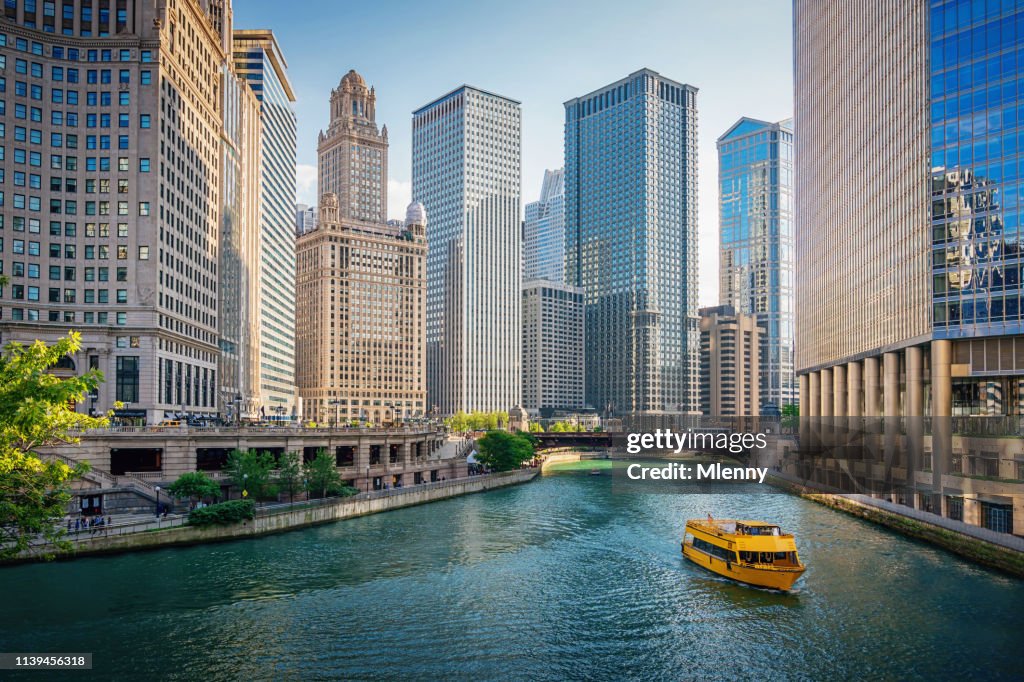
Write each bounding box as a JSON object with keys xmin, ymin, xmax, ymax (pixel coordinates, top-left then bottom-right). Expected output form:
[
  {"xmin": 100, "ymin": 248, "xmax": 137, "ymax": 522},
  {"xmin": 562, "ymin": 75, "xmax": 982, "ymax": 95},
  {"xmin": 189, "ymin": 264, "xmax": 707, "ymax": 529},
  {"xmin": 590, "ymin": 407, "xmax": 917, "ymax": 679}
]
[
  {"xmin": 67, "ymin": 518, "xmax": 72, "ymax": 533},
  {"xmin": 74, "ymin": 518, "xmax": 80, "ymax": 532},
  {"xmin": 107, "ymin": 515, "xmax": 112, "ymax": 526}
]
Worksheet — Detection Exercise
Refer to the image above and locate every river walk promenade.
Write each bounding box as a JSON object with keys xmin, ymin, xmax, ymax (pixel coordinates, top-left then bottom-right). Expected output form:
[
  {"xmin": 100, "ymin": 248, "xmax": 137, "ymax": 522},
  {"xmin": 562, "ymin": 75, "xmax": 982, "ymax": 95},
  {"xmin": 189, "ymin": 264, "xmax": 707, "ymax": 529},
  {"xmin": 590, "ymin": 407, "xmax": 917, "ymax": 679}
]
[{"xmin": 8, "ymin": 469, "xmax": 538, "ymax": 564}]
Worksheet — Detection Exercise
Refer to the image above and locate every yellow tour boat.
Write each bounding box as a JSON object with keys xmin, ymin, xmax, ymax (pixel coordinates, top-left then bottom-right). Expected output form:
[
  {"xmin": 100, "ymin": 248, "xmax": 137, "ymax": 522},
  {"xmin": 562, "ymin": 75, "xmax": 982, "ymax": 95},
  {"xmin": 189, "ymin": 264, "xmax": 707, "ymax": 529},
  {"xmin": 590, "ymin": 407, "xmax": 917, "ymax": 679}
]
[{"xmin": 681, "ymin": 518, "xmax": 806, "ymax": 591}]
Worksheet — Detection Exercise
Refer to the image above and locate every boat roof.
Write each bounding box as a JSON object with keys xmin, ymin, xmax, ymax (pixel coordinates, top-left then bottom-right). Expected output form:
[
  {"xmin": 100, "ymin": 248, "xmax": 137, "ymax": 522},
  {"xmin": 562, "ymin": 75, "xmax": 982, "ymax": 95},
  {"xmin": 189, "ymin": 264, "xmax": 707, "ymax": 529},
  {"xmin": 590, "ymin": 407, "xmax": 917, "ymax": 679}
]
[{"xmin": 689, "ymin": 519, "xmax": 779, "ymax": 527}]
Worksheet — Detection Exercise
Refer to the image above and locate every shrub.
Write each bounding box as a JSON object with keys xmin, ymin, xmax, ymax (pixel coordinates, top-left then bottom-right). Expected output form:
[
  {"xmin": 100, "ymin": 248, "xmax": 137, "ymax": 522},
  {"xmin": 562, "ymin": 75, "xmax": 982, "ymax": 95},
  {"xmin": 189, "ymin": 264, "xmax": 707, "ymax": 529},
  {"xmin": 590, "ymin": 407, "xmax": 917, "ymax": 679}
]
[{"xmin": 187, "ymin": 499, "xmax": 255, "ymax": 527}]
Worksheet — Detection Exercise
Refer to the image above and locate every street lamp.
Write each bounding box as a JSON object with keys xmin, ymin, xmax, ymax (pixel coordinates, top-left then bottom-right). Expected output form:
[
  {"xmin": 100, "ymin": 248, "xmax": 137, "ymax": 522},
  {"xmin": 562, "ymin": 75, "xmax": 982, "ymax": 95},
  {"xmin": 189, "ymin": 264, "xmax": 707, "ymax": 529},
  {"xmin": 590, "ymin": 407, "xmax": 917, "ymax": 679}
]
[
  {"xmin": 154, "ymin": 485, "xmax": 161, "ymax": 519},
  {"xmin": 365, "ymin": 465, "xmax": 370, "ymax": 493},
  {"xmin": 242, "ymin": 473, "xmax": 248, "ymax": 502}
]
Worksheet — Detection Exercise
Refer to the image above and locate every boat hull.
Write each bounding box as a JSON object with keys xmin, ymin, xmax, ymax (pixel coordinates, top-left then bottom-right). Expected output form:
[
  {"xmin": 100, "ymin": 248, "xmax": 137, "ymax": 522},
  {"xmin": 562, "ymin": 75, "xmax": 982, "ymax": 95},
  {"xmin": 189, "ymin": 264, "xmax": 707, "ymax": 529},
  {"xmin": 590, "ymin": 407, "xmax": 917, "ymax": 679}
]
[{"xmin": 682, "ymin": 542, "xmax": 804, "ymax": 591}]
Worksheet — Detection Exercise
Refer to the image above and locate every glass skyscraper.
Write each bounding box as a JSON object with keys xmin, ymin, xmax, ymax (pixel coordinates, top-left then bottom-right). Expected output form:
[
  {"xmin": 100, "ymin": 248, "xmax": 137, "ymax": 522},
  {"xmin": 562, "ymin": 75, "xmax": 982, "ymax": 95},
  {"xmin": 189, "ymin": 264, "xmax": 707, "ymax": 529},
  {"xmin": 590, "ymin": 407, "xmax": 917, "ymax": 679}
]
[
  {"xmin": 523, "ymin": 168, "xmax": 565, "ymax": 282},
  {"xmin": 232, "ymin": 30, "xmax": 298, "ymax": 419},
  {"xmin": 565, "ymin": 69, "xmax": 699, "ymax": 417},
  {"xmin": 717, "ymin": 117, "xmax": 795, "ymax": 410},
  {"xmin": 413, "ymin": 86, "xmax": 521, "ymax": 415}
]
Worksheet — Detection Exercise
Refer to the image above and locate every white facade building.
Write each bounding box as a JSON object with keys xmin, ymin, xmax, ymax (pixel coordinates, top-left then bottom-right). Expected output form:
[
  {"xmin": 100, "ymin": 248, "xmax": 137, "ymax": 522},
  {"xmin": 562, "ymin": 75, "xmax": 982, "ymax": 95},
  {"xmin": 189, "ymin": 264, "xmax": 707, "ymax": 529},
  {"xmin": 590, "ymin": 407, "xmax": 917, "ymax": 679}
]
[
  {"xmin": 522, "ymin": 280, "xmax": 584, "ymax": 413},
  {"xmin": 412, "ymin": 86, "xmax": 522, "ymax": 415}
]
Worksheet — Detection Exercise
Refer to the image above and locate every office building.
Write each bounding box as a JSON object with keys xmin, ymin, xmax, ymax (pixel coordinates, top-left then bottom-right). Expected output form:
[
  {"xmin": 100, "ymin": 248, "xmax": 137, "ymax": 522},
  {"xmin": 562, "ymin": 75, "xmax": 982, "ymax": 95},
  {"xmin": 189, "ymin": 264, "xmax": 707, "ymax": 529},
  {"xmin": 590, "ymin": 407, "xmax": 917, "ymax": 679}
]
[
  {"xmin": 295, "ymin": 196, "xmax": 427, "ymax": 425},
  {"xmin": 523, "ymin": 168, "xmax": 565, "ymax": 282},
  {"xmin": 521, "ymin": 279, "xmax": 584, "ymax": 413},
  {"xmin": 565, "ymin": 68, "xmax": 700, "ymax": 417},
  {"xmin": 412, "ymin": 85, "xmax": 521, "ymax": 415},
  {"xmin": 318, "ymin": 70, "xmax": 387, "ymax": 223},
  {"xmin": 0, "ymin": 0, "xmax": 252, "ymax": 424},
  {"xmin": 218, "ymin": 61, "xmax": 262, "ymax": 423},
  {"xmin": 793, "ymin": 0, "xmax": 1024, "ymax": 534},
  {"xmin": 717, "ymin": 118, "xmax": 795, "ymax": 411},
  {"xmin": 232, "ymin": 29, "xmax": 297, "ymax": 420},
  {"xmin": 295, "ymin": 203, "xmax": 317, "ymax": 235},
  {"xmin": 698, "ymin": 305, "xmax": 762, "ymax": 417}
]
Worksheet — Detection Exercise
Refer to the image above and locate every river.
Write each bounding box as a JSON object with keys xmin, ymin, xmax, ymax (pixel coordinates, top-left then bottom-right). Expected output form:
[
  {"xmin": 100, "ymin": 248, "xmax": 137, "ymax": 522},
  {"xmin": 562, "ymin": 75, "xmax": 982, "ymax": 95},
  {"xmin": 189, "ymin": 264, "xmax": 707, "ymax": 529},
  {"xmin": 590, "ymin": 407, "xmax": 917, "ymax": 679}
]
[{"xmin": 2, "ymin": 460, "xmax": 1022, "ymax": 680}]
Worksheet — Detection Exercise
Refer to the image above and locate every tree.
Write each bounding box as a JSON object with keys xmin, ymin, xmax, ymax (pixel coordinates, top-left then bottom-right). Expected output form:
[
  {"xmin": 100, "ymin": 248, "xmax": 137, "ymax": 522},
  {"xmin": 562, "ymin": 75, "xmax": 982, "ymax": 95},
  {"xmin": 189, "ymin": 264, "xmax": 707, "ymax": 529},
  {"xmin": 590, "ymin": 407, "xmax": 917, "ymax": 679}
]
[
  {"xmin": 475, "ymin": 431, "xmax": 535, "ymax": 472},
  {"xmin": 0, "ymin": 332, "xmax": 109, "ymax": 560},
  {"xmin": 495, "ymin": 410, "xmax": 509, "ymax": 430},
  {"xmin": 167, "ymin": 471, "xmax": 220, "ymax": 507},
  {"xmin": 225, "ymin": 449, "xmax": 276, "ymax": 502},
  {"xmin": 277, "ymin": 451, "xmax": 303, "ymax": 505},
  {"xmin": 528, "ymin": 422, "xmax": 545, "ymax": 433},
  {"xmin": 303, "ymin": 448, "xmax": 341, "ymax": 499},
  {"xmin": 781, "ymin": 404, "xmax": 799, "ymax": 433}
]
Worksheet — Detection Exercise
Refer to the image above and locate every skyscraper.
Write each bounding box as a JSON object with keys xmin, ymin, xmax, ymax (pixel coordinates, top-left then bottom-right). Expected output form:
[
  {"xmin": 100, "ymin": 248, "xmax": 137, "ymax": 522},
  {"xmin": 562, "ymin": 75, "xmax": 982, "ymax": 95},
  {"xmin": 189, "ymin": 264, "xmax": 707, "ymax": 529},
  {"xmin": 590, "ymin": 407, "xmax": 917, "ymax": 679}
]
[
  {"xmin": 318, "ymin": 70, "xmax": 387, "ymax": 224},
  {"xmin": 698, "ymin": 305, "xmax": 762, "ymax": 417},
  {"xmin": 295, "ymin": 203, "xmax": 317, "ymax": 235},
  {"xmin": 521, "ymin": 279, "xmax": 584, "ymax": 413},
  {"xmin": 0, "ymin": 0, "xmax": 250, "ymax": 424},
  {"xmin": 565, "ymin": 69, "xmax": 700, "ymax": 418},
  {"xmin": 523, "ymin": 168, "xmax": 565, "ymax": 283},
  {"xmin": 232, "ymin": 30, "xmax": 298, "ymax": 420},
  {"xmin": 794, "ymin": 1, "xmax": 1024, "ymax": 534},
  {"xmin": 413, "ymin": 86, "xmax": 522, "ymax": 415},
  {"xmin": 295, "ymin": 197, "xmax": 426, "ymax": 426},
  {"xmin": 717, "ymin": 117, "xmax": 795, "ymax": 411}
]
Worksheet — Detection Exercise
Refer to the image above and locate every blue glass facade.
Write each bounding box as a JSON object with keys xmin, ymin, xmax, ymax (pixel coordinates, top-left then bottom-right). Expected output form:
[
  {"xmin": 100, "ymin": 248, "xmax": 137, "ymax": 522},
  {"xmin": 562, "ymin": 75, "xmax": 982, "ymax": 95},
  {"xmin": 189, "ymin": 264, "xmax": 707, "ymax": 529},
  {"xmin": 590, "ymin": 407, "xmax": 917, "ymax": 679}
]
[
  {"xmin": 930, "ymin": 0, "xmax": 1024, "ymax": 339},
  {"xmin": 565, "ymin": 69, "xmax": 699, "ymax": 415},
  {"xmin": 717, "ymin": 118, "xmax": 795, "ymax": 409}
]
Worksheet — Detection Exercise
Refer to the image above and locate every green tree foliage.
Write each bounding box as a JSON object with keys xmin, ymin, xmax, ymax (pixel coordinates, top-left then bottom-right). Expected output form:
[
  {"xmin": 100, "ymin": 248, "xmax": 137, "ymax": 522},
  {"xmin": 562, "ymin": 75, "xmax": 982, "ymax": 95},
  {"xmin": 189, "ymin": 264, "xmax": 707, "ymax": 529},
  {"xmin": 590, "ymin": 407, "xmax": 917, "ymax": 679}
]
[
  {"xmin": 528, "ymin": 421, "xmax": 545, "ymax": 433},
  {"xmin": 0, "ymin": 332, "xmax": 109, "ymax": 560},
  {"xmin": 187, "ymin": 499, "xmax": 255, "ymax": 527},
  {"xmin": 226, "ymin": 449, "xmax": 277, "ymax": 501},
  {"xmin": 781, "ymin": 403, "xmax": 800, "ymax": 432},
  {"xmin": 475, "ymin": 431, "xmax": 535, "ymax": 472},
  {"xmin": 304, "ymin": 449, "xmax": 341, "ymax": 499},
  {"xmin": 167, "ymin": 471, "xmax": 220, "ymax": 506},
  {"xmin": 446, "ymin": 410, "xmax": 512, "ymax": 433},
  {"xmin": 276, "ymin": 451, "xmax": 303, "ymax": 504}
]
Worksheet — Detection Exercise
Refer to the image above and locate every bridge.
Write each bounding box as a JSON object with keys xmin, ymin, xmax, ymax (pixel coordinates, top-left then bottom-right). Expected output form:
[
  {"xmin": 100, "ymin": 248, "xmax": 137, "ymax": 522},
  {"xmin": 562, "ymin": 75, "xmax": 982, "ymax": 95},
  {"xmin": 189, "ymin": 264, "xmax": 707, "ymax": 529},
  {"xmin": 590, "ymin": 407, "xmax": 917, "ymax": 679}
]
[{"xmin": 534, "ymin": 432, "xmax": 614, "ymax": 450}]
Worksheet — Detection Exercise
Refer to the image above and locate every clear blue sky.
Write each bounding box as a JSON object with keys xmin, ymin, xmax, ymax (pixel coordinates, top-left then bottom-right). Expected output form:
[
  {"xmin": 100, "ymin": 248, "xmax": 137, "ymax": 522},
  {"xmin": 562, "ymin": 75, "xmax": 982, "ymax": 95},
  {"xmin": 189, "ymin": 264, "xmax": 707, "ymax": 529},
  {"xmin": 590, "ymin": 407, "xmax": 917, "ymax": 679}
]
[{"xmin": 233, "ymin": 0, "xmax": 793, "ymax": 305}]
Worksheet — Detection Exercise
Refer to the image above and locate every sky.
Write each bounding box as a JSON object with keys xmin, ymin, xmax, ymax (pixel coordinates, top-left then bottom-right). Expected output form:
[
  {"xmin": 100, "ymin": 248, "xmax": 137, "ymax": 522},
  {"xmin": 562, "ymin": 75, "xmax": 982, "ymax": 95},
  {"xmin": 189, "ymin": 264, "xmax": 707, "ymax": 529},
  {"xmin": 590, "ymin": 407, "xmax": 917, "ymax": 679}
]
[{"xmin": 233, "ymin": 0, "xmax": 794, "ymax": 306}]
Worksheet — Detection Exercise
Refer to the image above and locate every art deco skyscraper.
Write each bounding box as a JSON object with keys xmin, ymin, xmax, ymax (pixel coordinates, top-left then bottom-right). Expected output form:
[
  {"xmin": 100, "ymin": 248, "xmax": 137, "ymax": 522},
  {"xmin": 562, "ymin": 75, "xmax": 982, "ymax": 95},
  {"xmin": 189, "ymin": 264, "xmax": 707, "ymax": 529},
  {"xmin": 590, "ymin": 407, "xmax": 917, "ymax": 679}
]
[
  {"xmin": 318, "ymin": 70, "xmax": 388, "ymax": 224},
  {"xmin": 413, "ymin": 86, "xmax": 522, "ymax": 415},
  {"xmin": 565, "ymin": 69, "xmax": 700, "ymax": 418},
  {"xmin": 717, "ymin": 117, "xmax": 795, "ymax": 411}
]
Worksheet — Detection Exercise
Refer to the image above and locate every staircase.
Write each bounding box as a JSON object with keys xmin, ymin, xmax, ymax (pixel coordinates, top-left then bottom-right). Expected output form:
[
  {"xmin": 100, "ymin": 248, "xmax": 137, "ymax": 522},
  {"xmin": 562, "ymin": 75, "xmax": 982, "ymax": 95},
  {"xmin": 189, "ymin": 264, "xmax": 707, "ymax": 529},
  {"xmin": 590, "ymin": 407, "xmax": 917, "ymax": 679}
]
[{"xmin": 44, "ymin": 451, "xmax": 162, "ymax": 503}]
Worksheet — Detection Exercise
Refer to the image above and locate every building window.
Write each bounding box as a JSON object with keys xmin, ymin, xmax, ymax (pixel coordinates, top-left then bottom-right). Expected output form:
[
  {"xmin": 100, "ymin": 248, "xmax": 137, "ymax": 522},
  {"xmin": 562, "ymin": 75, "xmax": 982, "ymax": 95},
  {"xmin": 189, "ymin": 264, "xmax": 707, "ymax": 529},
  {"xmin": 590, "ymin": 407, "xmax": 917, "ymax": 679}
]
[{"xmin": 115, "ymin": 356, "xmax": 139, "ymax": 403}]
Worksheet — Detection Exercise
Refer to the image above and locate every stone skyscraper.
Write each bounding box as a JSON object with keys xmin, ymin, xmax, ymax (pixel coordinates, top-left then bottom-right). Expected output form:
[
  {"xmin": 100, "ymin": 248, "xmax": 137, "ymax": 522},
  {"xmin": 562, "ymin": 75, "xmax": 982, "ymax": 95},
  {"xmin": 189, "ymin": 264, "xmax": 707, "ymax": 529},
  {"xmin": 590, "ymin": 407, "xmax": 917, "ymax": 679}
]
[
  {"xmin": 318, "ymin": 70, "xmax": 388, "ymax": 224},
  {"xmin": 0, "ymin": 0, "xmax": 268, "ymax": 424},
  {"xmin": 565, "ymin": 69, "xmax": 699, "ymax": 418},
  {"xmin": 717, "ymin": 117, "xmax": 795, "ymax": 410},
  {"xmin": 413, "ymin": 86, "xmax": 522, "ymax": 415}
]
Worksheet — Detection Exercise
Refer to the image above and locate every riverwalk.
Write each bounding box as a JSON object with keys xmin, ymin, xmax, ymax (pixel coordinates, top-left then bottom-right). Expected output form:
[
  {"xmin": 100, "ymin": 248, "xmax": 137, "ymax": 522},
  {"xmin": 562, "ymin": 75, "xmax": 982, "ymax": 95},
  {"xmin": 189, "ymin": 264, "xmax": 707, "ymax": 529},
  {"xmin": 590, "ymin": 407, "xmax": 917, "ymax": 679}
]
[{"xmin": 7, "ymin": 469, "xmax": 538, "ymax": 564}]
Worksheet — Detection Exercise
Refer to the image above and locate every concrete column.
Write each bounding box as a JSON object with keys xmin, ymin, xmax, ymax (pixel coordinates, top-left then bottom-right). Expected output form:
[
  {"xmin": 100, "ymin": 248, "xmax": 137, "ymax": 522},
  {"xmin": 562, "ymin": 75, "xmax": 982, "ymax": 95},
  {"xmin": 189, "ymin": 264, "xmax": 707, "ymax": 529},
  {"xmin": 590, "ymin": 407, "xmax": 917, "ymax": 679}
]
[
  {"xmin": 847, "ymin": 361, "xmax": 862, "ymax": 417},
  {"xmin": 863, "ymin": 356, "xmax": 880, "ymax": 418},
  {"xmin": 906, "ymin": 347, "xmax": 924, "ymax": 417},
  {"xmin": 820, "ymin": 368, "xmax": 833, "ymax": 417},
  {"xmin": 799, "ymin": 374, "xmax": 809, "ymax": 416},
  {"xmin": 808, "ymin": 371, "xmax": 820, "ymax": 418},
  {"xmin": 906, "ymin": 346, "xmax": 925, "ymax": 489},
  {"xmin": 931, "ymin": 340, "xmax": 953, "ymax": 509},
  {"xmin": 833, "ymin": 365, "xmax": 847, "ymax": 418},
  {"xmin": 883, "ymin": 352, "xmax": 901, "ymax": 417}
]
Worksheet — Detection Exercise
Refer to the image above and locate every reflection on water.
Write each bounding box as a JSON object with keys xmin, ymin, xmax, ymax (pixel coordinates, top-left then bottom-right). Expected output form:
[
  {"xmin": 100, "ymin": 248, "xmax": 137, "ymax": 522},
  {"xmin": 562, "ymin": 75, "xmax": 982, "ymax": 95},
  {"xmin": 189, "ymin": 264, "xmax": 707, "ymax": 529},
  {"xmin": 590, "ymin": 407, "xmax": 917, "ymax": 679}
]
[{"xmin": 1, "ymin": 467, "xmax": 1021, "ymax": 680}]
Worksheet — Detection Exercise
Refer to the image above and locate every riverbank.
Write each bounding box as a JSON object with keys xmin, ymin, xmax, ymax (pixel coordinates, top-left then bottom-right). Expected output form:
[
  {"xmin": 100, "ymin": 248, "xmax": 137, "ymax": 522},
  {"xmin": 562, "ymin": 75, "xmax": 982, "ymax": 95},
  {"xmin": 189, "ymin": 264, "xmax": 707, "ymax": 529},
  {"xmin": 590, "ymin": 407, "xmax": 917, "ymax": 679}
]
[
  {"xmin": 6, "ymin": 469, "xmax": 538, "ymax": 565},
  {"xmin": 766, "ymin": 472, "xmax": 1024, "ymax": 577}
]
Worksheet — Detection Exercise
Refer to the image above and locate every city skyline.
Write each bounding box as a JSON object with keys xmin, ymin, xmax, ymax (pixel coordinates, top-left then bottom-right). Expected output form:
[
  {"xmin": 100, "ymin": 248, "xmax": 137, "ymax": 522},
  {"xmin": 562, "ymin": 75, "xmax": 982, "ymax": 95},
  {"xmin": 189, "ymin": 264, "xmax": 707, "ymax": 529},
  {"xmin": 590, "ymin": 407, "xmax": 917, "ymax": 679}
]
[{"xmin": 232, "ymin": 0, "xmax": 794, "ymax": 306}]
